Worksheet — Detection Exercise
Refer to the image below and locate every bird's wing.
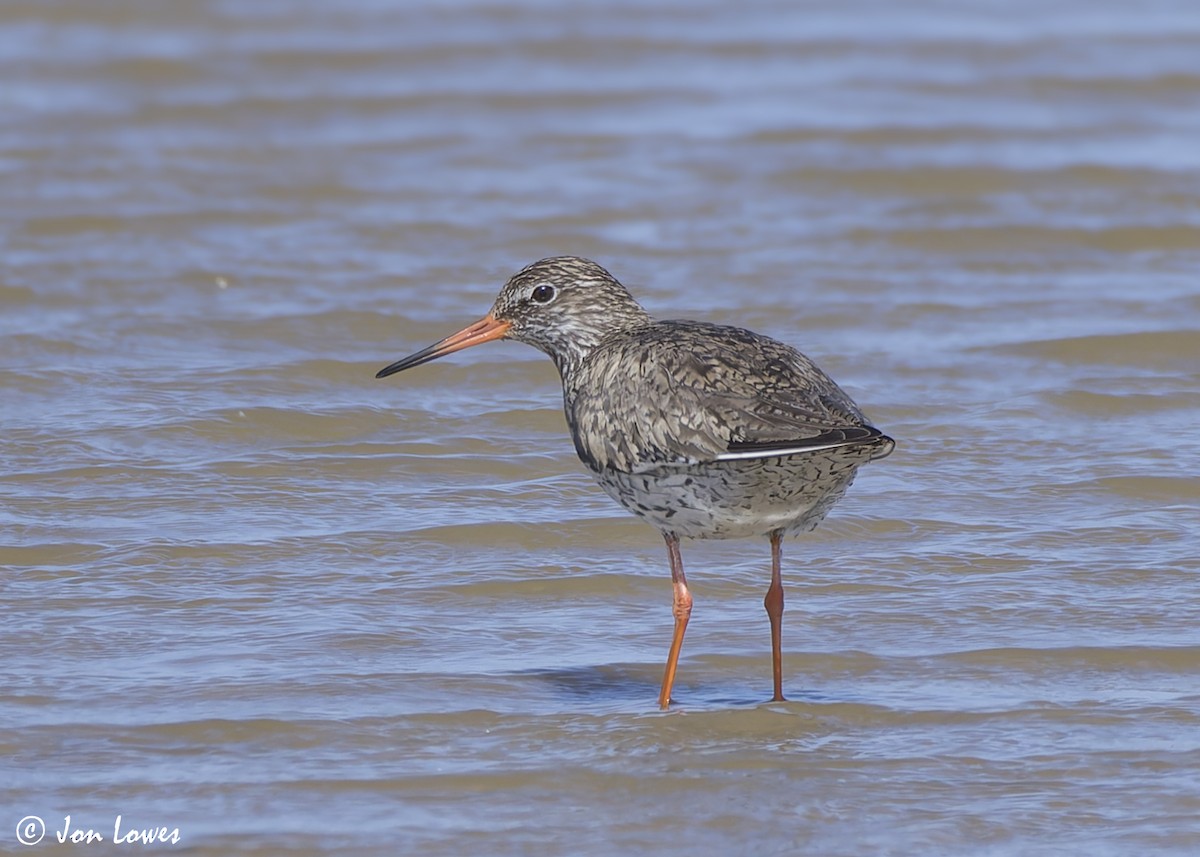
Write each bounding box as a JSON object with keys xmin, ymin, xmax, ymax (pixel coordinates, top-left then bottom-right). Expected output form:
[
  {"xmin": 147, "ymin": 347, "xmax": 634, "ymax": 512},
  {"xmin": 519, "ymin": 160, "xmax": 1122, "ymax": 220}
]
[{"xmin": 568, "ymin": 321, "xmax": 888, "ymax": 473}]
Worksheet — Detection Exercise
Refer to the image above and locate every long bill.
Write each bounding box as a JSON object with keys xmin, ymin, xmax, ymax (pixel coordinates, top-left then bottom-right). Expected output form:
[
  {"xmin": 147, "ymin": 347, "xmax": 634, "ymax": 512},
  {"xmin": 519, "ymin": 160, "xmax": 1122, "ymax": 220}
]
[{"xmin": 375, "ymin": 314, "xmax": 512, "ymax": 378}]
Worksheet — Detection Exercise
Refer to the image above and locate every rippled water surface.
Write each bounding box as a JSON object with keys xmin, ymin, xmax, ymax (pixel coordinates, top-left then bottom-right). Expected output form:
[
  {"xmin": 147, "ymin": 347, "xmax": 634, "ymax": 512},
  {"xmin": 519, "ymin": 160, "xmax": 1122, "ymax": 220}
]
[{"xmin": 4, "ymin": 1, "xmax": 1200, "ymax": 854}]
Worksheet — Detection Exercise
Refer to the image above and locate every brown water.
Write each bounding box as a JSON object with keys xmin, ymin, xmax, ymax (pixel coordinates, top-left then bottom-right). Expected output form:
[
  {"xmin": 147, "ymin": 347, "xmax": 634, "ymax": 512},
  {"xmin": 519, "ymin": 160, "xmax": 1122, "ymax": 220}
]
[{"xmin": 3, "ymin": 1, "xmax": 1200, "ymax": 854}]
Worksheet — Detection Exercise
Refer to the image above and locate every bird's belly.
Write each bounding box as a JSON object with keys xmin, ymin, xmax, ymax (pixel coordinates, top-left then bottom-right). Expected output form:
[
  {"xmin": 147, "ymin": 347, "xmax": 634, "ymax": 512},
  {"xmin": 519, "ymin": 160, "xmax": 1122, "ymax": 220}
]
[{"xmin": 592, "ymin": 448, "xmax": 873, "ymax": 540}]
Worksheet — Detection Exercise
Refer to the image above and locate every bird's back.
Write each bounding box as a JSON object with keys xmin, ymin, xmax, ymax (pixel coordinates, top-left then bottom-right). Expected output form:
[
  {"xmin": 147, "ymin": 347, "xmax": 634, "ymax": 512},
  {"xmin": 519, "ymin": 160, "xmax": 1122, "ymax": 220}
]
[{"xmin": 564, "ymin": 319, "xmax": 888, "ymax": 475}]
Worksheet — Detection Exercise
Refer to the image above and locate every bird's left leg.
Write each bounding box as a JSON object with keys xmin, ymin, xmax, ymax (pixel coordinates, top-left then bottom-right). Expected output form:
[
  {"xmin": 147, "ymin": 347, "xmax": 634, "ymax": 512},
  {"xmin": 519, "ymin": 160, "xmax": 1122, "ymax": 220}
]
[{"xmin": 658, "ymin": 532, "xmax": 691, "ymax": 710}]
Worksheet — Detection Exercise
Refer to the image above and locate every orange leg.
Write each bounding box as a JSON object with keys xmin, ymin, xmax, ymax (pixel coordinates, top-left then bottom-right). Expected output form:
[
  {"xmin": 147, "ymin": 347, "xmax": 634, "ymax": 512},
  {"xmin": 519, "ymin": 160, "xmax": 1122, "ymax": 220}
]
[
  {"xmin": 657, "ymin": 533, "xmax": 692, "ymax": 710},
  {"xmin": 764, "ymin": 530, "xmax": 786, "ymax": 702}
]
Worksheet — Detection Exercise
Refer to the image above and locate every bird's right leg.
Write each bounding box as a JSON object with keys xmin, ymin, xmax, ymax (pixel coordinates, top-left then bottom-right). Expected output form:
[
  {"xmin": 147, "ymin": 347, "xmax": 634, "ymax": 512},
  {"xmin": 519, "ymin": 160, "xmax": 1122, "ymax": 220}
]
[
  {"xmin": 658, "ymin": 532, "xmax": 692, "ymax": 710},
  {"xmin": 764, "ymin": 530, "xmax": 786, "ymax": 702}
]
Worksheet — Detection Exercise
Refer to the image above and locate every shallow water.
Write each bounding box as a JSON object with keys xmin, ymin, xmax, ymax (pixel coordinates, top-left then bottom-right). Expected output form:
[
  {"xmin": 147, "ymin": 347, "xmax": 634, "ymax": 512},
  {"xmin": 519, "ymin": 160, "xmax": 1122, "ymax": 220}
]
[{"xmin": 3, "ymin": 0, "xmax": 1200, "ymax": 854}]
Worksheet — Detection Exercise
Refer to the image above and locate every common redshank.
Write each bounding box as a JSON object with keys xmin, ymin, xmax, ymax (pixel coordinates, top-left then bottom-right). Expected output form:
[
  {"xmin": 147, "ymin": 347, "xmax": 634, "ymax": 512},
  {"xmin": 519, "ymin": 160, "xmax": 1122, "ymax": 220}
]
[{"xmin": 377, "ymin": 256, "xmax": 893, "ymax": 708}]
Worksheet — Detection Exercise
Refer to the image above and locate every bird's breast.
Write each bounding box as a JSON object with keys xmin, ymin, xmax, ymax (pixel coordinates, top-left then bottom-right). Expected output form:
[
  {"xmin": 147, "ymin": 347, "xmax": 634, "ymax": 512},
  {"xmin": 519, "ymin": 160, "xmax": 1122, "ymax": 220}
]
[{"xmin": 588, "ymin": 446, "xmax": 876, "ymax": 540}]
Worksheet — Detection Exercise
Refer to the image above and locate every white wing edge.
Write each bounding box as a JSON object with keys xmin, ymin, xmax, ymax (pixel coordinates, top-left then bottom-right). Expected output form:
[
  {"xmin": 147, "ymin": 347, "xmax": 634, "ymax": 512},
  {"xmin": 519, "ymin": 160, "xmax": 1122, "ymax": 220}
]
[{"xmin": 714, "ymin": 440, "xmax": 856, "ymax": 461}]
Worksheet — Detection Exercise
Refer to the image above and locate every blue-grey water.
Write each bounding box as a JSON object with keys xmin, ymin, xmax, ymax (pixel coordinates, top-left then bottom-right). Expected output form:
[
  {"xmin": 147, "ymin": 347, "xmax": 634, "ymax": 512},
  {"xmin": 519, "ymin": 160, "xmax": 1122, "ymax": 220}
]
[{"xmin": 3, "ymin": 1, "xmax": 1199, "ymax": 854}]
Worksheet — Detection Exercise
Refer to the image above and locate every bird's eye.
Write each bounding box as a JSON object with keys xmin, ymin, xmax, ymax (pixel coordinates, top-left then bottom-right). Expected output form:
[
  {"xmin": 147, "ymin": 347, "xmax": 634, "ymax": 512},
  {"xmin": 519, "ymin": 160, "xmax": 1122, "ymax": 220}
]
[{"xmin": 531, "ymin": 284, "xmax": 556, "ymax": 304}]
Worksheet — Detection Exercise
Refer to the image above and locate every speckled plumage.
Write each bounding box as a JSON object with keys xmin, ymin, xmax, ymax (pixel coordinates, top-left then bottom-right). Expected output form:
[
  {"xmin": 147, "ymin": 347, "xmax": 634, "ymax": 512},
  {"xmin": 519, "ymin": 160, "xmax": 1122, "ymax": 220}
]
[
  {"xmin": 562, "ymin": 318, "xmax": 891, "ymax": 538},
  {"xmin": 377, "ymin": 255, "xmax": 894, "ymax": 707}
]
